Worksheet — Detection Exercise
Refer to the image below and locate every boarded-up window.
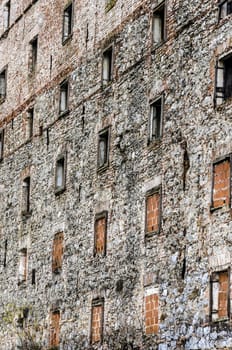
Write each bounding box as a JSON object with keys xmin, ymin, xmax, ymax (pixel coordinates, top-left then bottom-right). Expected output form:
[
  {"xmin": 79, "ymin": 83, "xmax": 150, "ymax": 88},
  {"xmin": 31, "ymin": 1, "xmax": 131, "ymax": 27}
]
[
  {"xmin": 94, "ymin": 212, "xmax": 107, "ymax": 255},
  {"xmin": 63, "ymin": 3, "xmax": 73, "ymax": 42},
  {"xmin": 145, "ymin": 290, "xmax": 159, "ymax": 335},
  {"xmin": 152, "ymin": 2, "xmax": 165, "ymax": 45},
  {"xmin": 212, "ymin": 158, "xmax": 230, "ymax": 209},
  {"xmin": 50, "ymin": 310, "xmax": 60, "ymax": 347},
  {"xmin": 91, "ymin": 300, "xmax": 104, "ymax": 344},
  {"xmin": 102, "ymin": 46, "xmax": 113, "ymax": 85},
  {"xmin": 210, "ymin": 270, "xmax": 230, "ymax": 321},
  {"xmin": 52, "ymin": 232, "xmax": 64, "ymax": 273},
  {"xmin": 146, "ymin": 188, "xmax": 161, "ymax": 235},
  {"xmin": 18, "ymin": 249, "xmax": 27, "ymax": 283}
]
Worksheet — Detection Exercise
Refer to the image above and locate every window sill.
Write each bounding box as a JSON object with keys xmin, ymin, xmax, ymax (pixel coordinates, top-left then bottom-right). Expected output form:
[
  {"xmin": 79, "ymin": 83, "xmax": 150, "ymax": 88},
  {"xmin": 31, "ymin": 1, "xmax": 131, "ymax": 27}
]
[
  {"xmin": 0, "ymin": 97, "xmax": 6, "ymax": 105},
  {"xmin": 147, "ymin": 138, "xmax": 162, "ymax": 148},
  {"xmin": 97, "ymin": 163, "xmax": 109, "ymax": 174},
  {"xmin": 21, "ymin": 210, "xmax": 32, "ymax": 218},
  {"xmin": 151, "ymin": 39, "xmax": 167, "ymax": 54},
  {"xmin": 52, "ymin": 267, "xmax": 62, "ymax": 275},
  {"xmin": 215, "ymin": 96, "xmax": 232, "ymax": 110},
  {"xmin": 55, "ymin": 186, "xmax": 66, "ymax": 196},
  {"xmin": 18, "ymin": 279, "xmax": 27, "ymax": 287},
  {"xmin": 101, "ymin": 81, "xmax": 113, "ymax": 92},
  {"xmin": 59, "ymin": 109, "xmax": 70, "ymax": 119},
  {"xmin": 210, "ymin": 204, "xmax": 229, "ymax": 213},
  {"xmin": 145, "ymin": 230, "xmax": 160, "ymax": 239},
  {"xmin": 62, "ymin": 34, "xmax": 73, "ymax": 46}
]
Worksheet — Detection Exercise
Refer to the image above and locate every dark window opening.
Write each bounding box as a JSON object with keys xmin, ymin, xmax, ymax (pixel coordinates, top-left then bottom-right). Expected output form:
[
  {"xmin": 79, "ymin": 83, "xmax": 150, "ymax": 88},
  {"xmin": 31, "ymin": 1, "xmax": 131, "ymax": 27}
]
[
  {"xmin": 27, "ymin": 108, "xmax": 34, "ymax": 140},
  {"xmin": 152, "ymin": 2, "xmax": 165, "ymax": 45},
  {"xmin": 30, "ymin": 37, "xmax": 38, "ymax": 72},
  {"xmin": 3, "ymin": 239, "xmax": 7, "ymax": 267},
  {"xmin": 149, "ymin": 98, "xmax": 162, "ymax": 142},
  {"xmin": 63, "ymin": 3, "xmax": 73, "ymax": 43},
  {"xmin": 102, "ymin": 47, "xmax": 113, "ymax": 85},
  {"xmin": 215, "ymin": 55, "xmax": 232, "ymax": 105},
  {"xmin": 22, "ymin": 177, "xmax": 31, "ymax": 214},
  {"xmin": 97, "ymin": 128, "xmax": 110, "ymax": 170},
  {"xmin": 59, "ymin": 80, "xmax": 69, "ymax": 114},
  {"xmin": 0, "ymin": 129, "xmax": 4, "ymax": 161},
  {"xmin": 0, "ymin": 69, "xmax": 6, "ymax": 102},
  {"xmin": 32, "ymin": 269, "xmax": 36, "ymax": 285},
  {"xmin": 55, "ymin": 155, "xmax": 66, "ymax": 194},
  {"xmin": 219, "ymin": 0, "xmax": 232, "ymax": 19}
]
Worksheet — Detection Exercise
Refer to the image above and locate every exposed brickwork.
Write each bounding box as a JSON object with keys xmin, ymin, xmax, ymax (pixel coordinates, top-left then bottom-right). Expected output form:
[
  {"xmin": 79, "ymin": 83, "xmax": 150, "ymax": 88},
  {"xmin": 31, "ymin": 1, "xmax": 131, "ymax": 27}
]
[
  {"xmin": 213, "ymin": 159, "xmax": 230, "ymax": 209},
  {"xmin": 52, "ymin": 232, "xmax": 64, "ymax": 273},
  {"xmin": 146, "ymin": 191, "xmax": 160, "ymax": 234},
  {"xmin": 145, "ymin": 293, "xmax": 159, "ymax": 335},
  {"xmin": 91, "ymin": 304, "xmax": 103, "ymax": 344},
  {"xmin": 50, "ymin": 311, "xmax": 60, "ymax": 347},
  {"xmin": 95, "ymin": 215, "xmax": 107, "ymax": 255},
  {"xmin": 218, "ymin": 271, "xmax": 229, "ymax": 319}
]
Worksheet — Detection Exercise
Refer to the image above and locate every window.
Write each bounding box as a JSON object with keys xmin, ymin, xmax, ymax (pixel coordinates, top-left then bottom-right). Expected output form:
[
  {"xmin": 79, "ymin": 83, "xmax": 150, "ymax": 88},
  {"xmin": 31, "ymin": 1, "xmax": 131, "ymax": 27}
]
[
  {"xmin": 52, "ymin": 232, "xmax": 64, "ymax": 273},
  {"xmin": 30, "ymin": 36, "xmax": 38, "ymax": 72},
  {"xmin": 152, "ymin": 2, "xmax": 166, "ymax": 46},
  {"xmin": 0, "ymin": 68, "xmax": 6, "ymax": 102},
  {"xmin": 102, "ymin": 46, "xmax": 113, "ymax": 86},
  {"xmin": 63, "ymin": 2, "xmax": 73, "ymax": 43},
  {"xmin": 149, "ymin": 97, "xmax": 163, "ymax": 143},
  {"xmin": 55, "ymin": 155, "xmax": 66, "ymax": 194},
  {"xmin": 27, "ymin": 108, "xmax": 34, "ymax": 140},
  {"xmin": 219, "ymin": 0, "xmax": 232, "ymax": 20},
  {"xmin": 145, "ymin": 187, "xmax": 161, "ymax": 235},
  {"xmin": 50, "ymin": 310, "xmax": 60, "ymax": 347},
  {"xmin": 97, "ymin": 127, "xmax": 110, "ymax": 170},
  {"xmin": 3, "ymin": 1, "xmax": 10, "ymax": 31},
  {"xmin": 3, "ymin": 239, "xmax": 7, "ymax": 267},
  {"xmin": 215, "ymin": 54, "xmax": 232, "ymax": 105},
  {"xmin": 22, "ymin": 177, "xmax": 31, "ymax": 214},
  {"xmin": 18, "ymin": 249, "xmax": 27, "ymax": 284},
  {"xmin": 211, "ymin": 157, "xmax": 231, "ymax": 210},
  {"xmin": 210, "ymin": 269, "xmax": 230, "ymax": 321},
  {"xmin": 59, "ymin": 80, "xmax": 69, "ymax": 114},
  {"xmin": 145, "ymin": 289, "xmax": 159, "ymax": 335},
  {"xmin": 91, "ymin": 299, "xmax": 104, "ymax": 344},
  {"xmin": 0, "ymin": 129, "xmax": 4, "ymax": 161},
  {"xmin": 94, "ymin": 212, "xmax": 107, "ymax": 256}
]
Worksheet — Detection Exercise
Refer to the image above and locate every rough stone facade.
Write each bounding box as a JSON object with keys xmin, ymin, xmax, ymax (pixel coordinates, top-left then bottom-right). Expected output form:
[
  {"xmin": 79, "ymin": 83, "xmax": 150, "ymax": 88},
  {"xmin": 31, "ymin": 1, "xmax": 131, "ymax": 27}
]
[{"xmin": 0, "ymin": 0, "xmax": 232, "ymax": 349}]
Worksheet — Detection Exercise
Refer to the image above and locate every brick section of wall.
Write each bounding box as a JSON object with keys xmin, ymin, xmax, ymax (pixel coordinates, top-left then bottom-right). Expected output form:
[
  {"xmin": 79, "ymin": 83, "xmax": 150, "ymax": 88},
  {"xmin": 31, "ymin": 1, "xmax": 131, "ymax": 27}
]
[
  {"xmin": 91, "ymin": 304, "xmax": 104, "ymax": 344},
  {"xmin": 145, "ymin": 293, "xmax": 159, "ymax": 335},
  {"xmin": 146, "ymin": 191, "xmax": 160, "ymax": 234},
  {"xmin": 50, "ymin": 311, "xmax": 60, "ymax": 347},
  {"xmin": 218, "ymin": 271, "xmax": 229, "ymax": 318},
  {"xmin": 52, "ymin": 232, "xmax": 64, "ymax": 273},
  {"xmin": 95, "ymin": 216, "xmax": 107, "ymax": 255},
  {"xmin": 213, "ymin": 159, "xmax": 230, "ymax": 208}
]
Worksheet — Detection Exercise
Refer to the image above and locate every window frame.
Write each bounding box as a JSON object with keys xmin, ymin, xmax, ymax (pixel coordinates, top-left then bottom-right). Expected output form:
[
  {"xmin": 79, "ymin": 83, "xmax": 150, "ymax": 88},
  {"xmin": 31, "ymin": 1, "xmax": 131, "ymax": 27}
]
[
  {"xmin": 62, "ymin": 2, "xmax": 73, "ymax": 44},
  {"xmin": 210, "ymin": 155, "xmax": 231, "ymax": 211},
  {"xmin": 214, "ymin": 53, "xmax": 232, "ymax": 106},
  {"xmin": 102, "ymin": 45, "xmax": 114, "ymax": 87},
  {"xmin": 22, "ymin": 176, "xmax": 31, "ymax": 216},
  {"xmin": 50, "ymin": 309, "xmax": 60, "ymax": 347},
  {"xmin": 145, "ymin": 186, "xmax": 162, "ymax": 237},
  {"xmin": 59, "ymin": 79, "xmax": 70, "ymax": 116},
  {"xmin": 148, "ymin": 95, "xmax": 164, "ymax": 144},
  {"xmin": 3, "ymin": 1, "xmax": 10, "ymax": 32},
  {"xmin": 90, "ymin": 298, "xmax": 104, "ymax": 344},
  {"xmin": 18, "ymin": 248, "xmax": 27, "ymax": 285},
  {"xmin": 97, "ymin": 126, "xmax": 110, "ymax": 172},
  {"xmin": 218, "ymin": 0, "xmax": 232, "ymax": 21},
  {"xmin": 29, "ymin": 36, "xmax": 38, "ymax": 73},
  {"xmin": 152, "ymin": 1, "xmax": 166, "ymax": 48},
  {"xmin": 209, "ymin": 268, "xmax": 230, "ymax": 322},
  {"xmin": 94, "ymin": 211, "xmax": 108, "ymax": 256},
  {"xmin": 0, "ymin": 66, "xmax": 7, "ymax": 103},
  {"xmin": 0, "ymin": 129, "xmax": 4, "ymax": 161},
  {"xmin": 55, "ymin": 153, "xmax": 67, "ymax": 195}
]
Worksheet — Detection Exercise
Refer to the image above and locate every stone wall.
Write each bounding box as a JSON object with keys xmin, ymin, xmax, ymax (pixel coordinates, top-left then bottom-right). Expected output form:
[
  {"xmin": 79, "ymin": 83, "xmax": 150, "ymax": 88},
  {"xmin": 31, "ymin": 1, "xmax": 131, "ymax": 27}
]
[{"xmin": 0, "ymin": 0, "xmax": 232, "ymax": 349}]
